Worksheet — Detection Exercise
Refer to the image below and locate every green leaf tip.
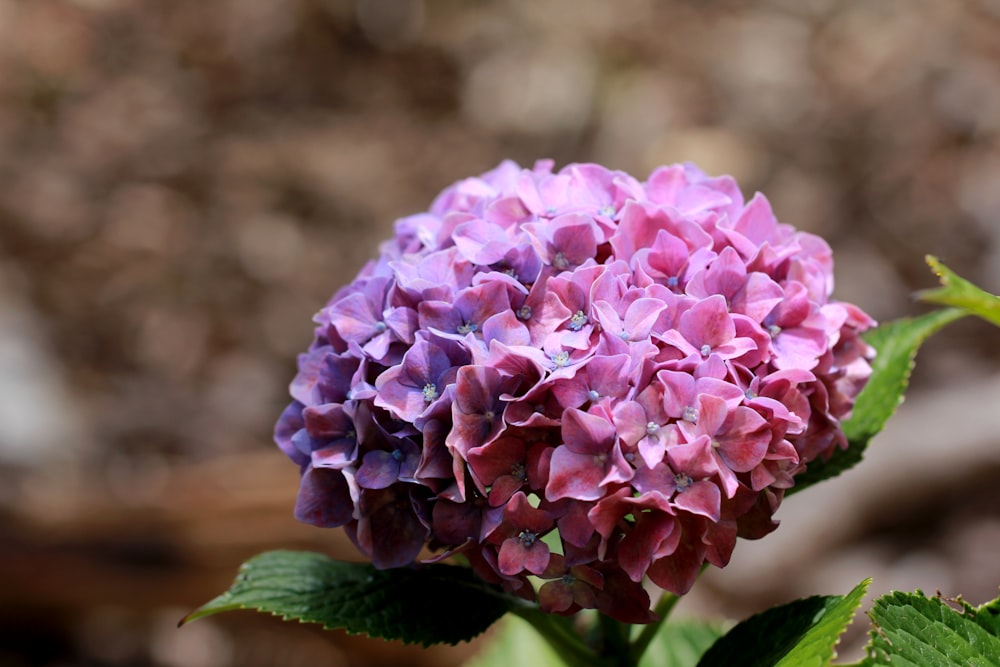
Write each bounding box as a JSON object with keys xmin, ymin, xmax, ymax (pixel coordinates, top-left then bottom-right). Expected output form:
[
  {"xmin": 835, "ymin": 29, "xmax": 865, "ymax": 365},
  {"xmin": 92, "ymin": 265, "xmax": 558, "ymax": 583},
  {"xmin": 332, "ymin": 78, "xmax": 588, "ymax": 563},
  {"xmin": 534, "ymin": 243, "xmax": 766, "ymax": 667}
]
[
  {"xmin": 919, "ymin": 255, "xmax": 1000, "ymax": 328},
  {"xmin": 181, "ymin": 550, "xmax": 516, "ymax": 646},
  {"xmin": 697, "ymin": 579, "xmax": 870, "ymax": 667},
  {"xmin": 792, "ymin": 254, "xmax": 1000, "ymax": 495}
]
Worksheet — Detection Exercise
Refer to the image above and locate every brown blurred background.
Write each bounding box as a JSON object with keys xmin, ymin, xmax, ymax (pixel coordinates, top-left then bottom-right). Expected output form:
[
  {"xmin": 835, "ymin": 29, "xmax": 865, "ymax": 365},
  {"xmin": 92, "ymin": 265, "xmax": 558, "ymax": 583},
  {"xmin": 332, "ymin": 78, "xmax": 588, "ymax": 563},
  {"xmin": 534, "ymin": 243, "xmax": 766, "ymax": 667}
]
[{"xmin": 1, "ymin": 1, "xmax": 1000, "ymax": 665}]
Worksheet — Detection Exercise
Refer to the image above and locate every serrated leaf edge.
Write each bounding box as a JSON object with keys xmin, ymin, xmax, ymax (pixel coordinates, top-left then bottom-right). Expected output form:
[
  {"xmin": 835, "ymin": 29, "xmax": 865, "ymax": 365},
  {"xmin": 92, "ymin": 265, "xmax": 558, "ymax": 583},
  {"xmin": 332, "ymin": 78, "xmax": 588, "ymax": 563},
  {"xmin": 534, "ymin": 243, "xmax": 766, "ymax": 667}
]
[{"xmin": 181, "ymin": 550, "xmax": 518, "ymax": 647}]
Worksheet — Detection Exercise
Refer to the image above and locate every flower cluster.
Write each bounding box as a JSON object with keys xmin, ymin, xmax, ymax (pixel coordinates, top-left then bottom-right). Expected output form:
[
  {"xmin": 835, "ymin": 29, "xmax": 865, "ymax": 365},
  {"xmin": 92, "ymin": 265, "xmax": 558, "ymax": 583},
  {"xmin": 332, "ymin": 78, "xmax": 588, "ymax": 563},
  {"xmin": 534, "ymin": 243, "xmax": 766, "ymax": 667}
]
[{"xmin": 275, "ymin": 160, "xmax": 874, "ymax": 622}]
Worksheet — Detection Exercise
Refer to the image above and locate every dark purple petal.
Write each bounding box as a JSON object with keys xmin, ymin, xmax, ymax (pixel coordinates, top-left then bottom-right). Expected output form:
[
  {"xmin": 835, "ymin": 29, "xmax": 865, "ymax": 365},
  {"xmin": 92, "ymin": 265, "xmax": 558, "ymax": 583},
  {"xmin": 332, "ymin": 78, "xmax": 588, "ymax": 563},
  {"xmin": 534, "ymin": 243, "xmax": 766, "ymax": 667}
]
[
  {"xmin": 290, "ymin": 346, "xmax": 333, "ymax": 406},
  {"xmin": 562, "ymin": 408, "xmax": 617, "ymax": 456},
  {"xmin": 275, "ymin": 401, "xmax": 306, "ymax": 466},
  {"xmin": 294, "ymin": 465, "xmax": 355, "ymax": 528},
  {"xmin": 355, "ymin": 450, "xmax": 402, "ymax": 489},
  {"xmin": 498, "ymin": 536, "xmax": 550, "ymax": 576},
  {"xmin": 674, "ymin": 480, "xmax": 722, "ymax": 522},
  {"xmin": 355, "ymin": 486, "xmax": 429, "ymax": 569}
]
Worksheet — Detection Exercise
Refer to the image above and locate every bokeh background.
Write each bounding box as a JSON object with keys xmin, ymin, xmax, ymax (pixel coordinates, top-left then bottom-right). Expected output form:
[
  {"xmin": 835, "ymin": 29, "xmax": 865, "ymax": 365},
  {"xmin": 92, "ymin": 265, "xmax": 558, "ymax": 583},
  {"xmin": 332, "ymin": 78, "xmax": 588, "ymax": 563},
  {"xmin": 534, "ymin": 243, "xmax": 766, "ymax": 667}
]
[{"xmin": 2, "ymin": 0, "xmax": 1000, "ymax": 665}]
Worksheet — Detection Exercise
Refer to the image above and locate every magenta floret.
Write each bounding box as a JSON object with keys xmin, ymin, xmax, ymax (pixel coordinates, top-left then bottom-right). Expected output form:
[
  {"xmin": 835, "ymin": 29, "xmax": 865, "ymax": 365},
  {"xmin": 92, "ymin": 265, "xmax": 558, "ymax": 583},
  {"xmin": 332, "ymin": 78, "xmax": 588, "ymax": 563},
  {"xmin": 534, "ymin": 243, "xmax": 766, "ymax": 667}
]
[{"xmin": 275, "ymin": 159, "xmax": 875, "ymax": 622}]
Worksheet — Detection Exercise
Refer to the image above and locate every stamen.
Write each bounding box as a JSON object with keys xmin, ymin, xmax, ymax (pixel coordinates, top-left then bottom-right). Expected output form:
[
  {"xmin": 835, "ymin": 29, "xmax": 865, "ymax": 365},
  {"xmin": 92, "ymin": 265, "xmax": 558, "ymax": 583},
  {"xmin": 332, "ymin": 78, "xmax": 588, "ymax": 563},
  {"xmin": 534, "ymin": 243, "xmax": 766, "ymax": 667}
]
[
  {"xmin": 518, "ymin": 530, "xmax": 537, "ymax": 547},
  {"xmin": 517, "ymin": 305, "xmax": 532, "ymax": 320},
  {"xmin": 682, "ymin": 406, "xmax": 699, "ymax": 424},
  {"xmin": 374, "ymin": 321, "xmax": 388, "ymax": 333},
  {"xmin": 553, "ymin": 252, "xmax": 569, "ymax": 270},
  {"xmin": 674, "ymin": 472, "xmax": 693, "ymax": 492},
  {"xmin": 552, "ymin": 351, "xmax": 570, "ymax": 367},
  {"xmin": 587, "ymin": 389, "xmax": 601, "ymax": 402},
  {"xmin": 645, "ymin": 421, "xmax": 660, "ymax": 436},
  {"xmin": 457, "ymin": 322, "xmax": 478, "ymax": 335},
  {"xmin": 700, "ymin": 344, "xmax": 712, "ymax": 357},
  {"xmin": 568, "ymin": 310, "xmax": 588, "ymax": 331},
  {"xmin": 421, "ymin": 383, "xmax": 439, "ymax": 403}
]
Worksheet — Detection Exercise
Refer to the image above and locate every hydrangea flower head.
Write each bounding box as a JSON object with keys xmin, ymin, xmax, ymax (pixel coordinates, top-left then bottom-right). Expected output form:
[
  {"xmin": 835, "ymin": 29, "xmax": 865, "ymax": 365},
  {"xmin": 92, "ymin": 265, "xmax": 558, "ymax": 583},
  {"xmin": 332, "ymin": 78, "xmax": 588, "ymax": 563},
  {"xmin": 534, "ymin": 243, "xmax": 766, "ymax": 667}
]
[{"xmin": 276, "ymin": 159, "xmax": 874, "ymax": 622}]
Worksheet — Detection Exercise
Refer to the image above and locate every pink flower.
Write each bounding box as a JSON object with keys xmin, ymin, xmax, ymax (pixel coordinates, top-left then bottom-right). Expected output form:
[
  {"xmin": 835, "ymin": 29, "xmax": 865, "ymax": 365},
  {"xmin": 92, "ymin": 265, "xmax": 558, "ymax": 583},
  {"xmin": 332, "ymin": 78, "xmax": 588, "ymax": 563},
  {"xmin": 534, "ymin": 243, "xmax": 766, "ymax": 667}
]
[{"xmin": 274, "ymin": 159, "xmax": 874, "ymax": 622}]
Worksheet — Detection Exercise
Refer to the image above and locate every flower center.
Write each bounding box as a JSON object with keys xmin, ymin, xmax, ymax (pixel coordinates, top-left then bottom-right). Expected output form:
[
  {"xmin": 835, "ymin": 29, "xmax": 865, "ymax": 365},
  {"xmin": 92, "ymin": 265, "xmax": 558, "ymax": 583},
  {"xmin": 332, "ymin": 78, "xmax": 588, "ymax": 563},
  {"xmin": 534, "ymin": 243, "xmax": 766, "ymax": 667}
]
[
  {"xmin": 666, "ymin": 276, "xmax": 679, "ymax": 289},
  {"xmin": 552, "ymin": 351, "xmax": 570, "ymax": 367},
  {"xmin": 700, "ymin": 344, "xmax": 712, "ymax": 357},
  {"xmin": 674, "ymin": 472, "xmax": 693, "ymax": 492},
  {"xmin": 553, "ymin": 252, "xmax": 570, "ymax": 270},
  {"xmin": 457, "ymin": 321, "xmax": 478, "ymax": 335},
  {"xmin": 518, "ymin": 530, "xmax": 537, "ymax": 547},
  {"xmin": 645, "ymin": 421, "xmax": 660, "ymax": 436},
  {"xmin": 510, "ymin": 463, "xmax": 527, "ymax": 482},
  {"xmin": 421, "ymin": 383, "xmax": 439, "ymax": 403},
  {"xmin": 568, "ymin": 310, "xmax": 588, "ymax": 331},
  {"xmin": 682, "ymin": 406, "xmax": 699, "ymax": 424},
  {"xmin": 768, "ymin": 324, "xmax": 782, "ymax": 338},
  {"xmin": 517, "ymin": 305, "xmax": 532, "ymax": 320},
  {"xmin": 600, "ymin": 204, "xmax": 616, "ymax": 218},
  {"xmin": 587, "ymin": 389, "xmax": 601, "ymax": 402},
  {"xmin": 391, "ymin": 449, "xmax": 405, "ymax": 462},
  {"xmin": 374, "ymin": 321, "xmax": 387, "ymax": 333}
]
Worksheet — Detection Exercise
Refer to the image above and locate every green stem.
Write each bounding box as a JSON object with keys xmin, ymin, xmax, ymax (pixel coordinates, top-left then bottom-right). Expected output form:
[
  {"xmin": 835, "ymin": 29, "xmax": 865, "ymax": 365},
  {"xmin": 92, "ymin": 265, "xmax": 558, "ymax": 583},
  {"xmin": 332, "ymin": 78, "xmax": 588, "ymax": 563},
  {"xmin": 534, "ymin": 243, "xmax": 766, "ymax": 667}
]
[
  {"xmin": 510, "ymin": 605, "xmax": 604, "ymax": 666},
  {"xmin": 598, "ymin": 613, "xmax": 635, "ymax": 667},
  {"xmin": 629, "ymin": 592, "xmax": 681, "ymax": 663}
]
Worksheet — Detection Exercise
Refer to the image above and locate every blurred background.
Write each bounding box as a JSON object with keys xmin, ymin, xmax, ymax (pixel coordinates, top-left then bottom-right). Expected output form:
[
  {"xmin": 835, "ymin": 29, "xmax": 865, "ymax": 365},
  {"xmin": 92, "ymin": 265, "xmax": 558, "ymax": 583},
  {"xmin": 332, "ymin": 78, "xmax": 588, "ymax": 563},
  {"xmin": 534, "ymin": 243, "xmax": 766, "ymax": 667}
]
[{"xmin": 1, "ymin": 0, "xmax": 1000, "ymax": 665}]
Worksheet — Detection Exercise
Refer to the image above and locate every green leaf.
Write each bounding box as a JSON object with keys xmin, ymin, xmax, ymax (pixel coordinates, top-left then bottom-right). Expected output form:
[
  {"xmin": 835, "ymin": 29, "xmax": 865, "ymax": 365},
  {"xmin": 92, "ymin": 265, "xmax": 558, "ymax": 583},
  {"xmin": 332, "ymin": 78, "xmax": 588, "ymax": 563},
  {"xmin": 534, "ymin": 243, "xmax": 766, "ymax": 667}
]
[
  {"xmin": 918, "ymin": 255, "xmax": 1000, "ymax": 328},
  {"xmin": 789, "ymin": 307, "xmax": 965, "ymax": 494},
  {"xmin": 466, "ymin": 615, "xmax": 570, "ymax": 667},
  {"xmin": 182, "ymin": 550, "xmax": 515, "ymax": 646},
  {"xmin": 860, "ymin": 590, "xmax": 1000, "ymax": 666},
  {"xmin": 696, "ymin": 579, "xmax": 870, "ymax": 667},
  {"xmin": 638, "ymin": 620, "xmax": 728, "ymax": 667}
]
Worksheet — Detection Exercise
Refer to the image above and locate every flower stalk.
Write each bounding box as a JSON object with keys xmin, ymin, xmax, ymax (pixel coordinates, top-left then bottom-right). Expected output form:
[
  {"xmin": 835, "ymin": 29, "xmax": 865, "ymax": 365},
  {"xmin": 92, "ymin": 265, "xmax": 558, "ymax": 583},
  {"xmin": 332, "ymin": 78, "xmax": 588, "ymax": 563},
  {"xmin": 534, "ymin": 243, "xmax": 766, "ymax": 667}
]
[{"xmin": 629, "ymin": 592, "xmax": 681, "ymax": 662}]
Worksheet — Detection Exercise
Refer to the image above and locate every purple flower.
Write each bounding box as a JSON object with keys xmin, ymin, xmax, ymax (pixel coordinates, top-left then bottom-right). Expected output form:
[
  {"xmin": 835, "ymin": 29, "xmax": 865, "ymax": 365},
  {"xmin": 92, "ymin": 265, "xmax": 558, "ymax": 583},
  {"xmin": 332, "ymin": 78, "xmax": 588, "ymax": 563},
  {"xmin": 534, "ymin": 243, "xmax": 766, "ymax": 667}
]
[
  {"xmin": 524, "ymin": 213, "xmax": 602, "ymax": 272},
  {"xmin": 660, "ymin": 295, "xmax": 758, "ymax": 365},
  {"xmin": 537, "ymin": 556, "xmax": 603, "ymax": 614},
  {"xmin": 491, "ymin": 492, "xmax": 555, "ymax": 576},
  {"xmin": 374, "ymin": 334, "xmax": 468, "ymax": 425},
  {"xmin": 546, "ymin": 407, "xmax": 633, "ymax": 502},
  {"xmin": 275, "ymin": 158, "xmax": 874, "ymax": 622}
]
